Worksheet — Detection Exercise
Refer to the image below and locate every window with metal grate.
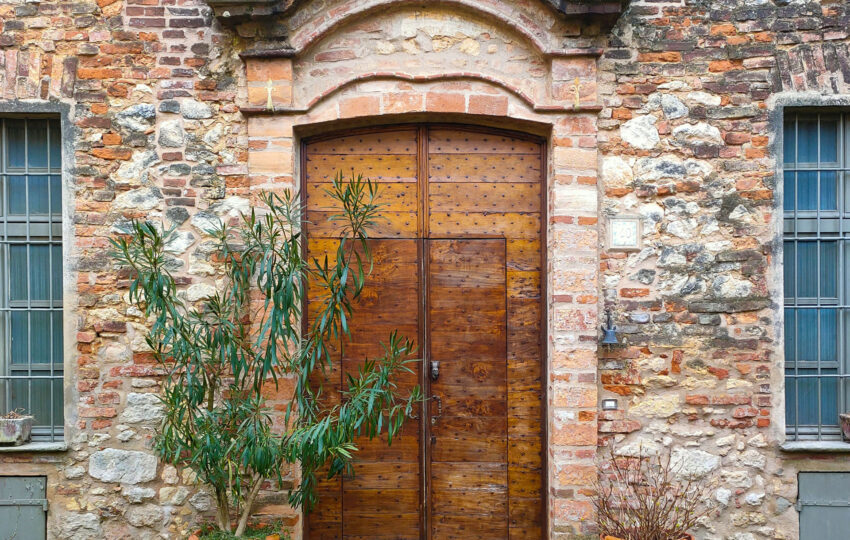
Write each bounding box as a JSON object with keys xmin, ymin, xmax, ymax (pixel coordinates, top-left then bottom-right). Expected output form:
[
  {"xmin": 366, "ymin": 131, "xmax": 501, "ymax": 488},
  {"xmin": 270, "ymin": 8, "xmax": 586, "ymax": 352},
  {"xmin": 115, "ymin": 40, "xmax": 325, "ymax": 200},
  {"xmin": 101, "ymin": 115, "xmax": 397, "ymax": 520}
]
[{"xmin": 0, "ymin": 118, "xmax": 63, "ymax": 442}]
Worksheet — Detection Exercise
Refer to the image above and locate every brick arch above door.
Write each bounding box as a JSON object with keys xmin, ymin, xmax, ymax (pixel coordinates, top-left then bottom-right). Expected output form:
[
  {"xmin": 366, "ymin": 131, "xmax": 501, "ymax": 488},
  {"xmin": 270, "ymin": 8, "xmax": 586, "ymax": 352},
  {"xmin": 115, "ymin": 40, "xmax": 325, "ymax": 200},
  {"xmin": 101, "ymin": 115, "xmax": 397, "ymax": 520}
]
[{"xmin": 245, "ymin": 105, "xmax": 601, "ymax": 536}]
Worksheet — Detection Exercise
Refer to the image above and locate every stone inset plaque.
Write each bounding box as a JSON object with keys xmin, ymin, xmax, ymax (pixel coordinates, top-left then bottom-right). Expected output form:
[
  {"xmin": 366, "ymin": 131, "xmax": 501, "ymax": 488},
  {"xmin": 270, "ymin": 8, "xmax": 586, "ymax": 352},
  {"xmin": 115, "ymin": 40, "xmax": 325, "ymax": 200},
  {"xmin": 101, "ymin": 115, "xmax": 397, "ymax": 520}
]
[{"xmin": 608, "ymin": 215, "xmax": 642, "ymax": 251}]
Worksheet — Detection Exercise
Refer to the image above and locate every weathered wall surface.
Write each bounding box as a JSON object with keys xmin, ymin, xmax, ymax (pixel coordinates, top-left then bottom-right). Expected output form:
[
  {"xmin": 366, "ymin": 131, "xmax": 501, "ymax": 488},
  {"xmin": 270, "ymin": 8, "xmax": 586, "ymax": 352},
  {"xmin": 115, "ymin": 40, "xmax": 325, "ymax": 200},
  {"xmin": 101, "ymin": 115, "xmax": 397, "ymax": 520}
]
[
  {"xmin": 0, "ymin": 0, "xmax": 848, "ymax": 537},
  {"xmin": 597, "ymin": 1, "xmax": 850, "ymax": 539},
  {"xmin": 0, "ymin": 0, "xmax": 257, "ymax": 537}
]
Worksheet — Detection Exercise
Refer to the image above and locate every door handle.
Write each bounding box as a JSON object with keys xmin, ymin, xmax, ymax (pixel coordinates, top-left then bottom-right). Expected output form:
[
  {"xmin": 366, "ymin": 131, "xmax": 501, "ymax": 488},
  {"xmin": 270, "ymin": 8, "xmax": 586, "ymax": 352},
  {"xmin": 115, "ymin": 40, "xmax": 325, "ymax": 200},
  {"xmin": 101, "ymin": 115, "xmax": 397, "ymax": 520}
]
[
  {"xmin": 430, "ymin": 360, "xmax": 440, "ymax": 381},
  {"xmin": 431, "ymin": 395, "xmax": 442, "ymax": 426}
]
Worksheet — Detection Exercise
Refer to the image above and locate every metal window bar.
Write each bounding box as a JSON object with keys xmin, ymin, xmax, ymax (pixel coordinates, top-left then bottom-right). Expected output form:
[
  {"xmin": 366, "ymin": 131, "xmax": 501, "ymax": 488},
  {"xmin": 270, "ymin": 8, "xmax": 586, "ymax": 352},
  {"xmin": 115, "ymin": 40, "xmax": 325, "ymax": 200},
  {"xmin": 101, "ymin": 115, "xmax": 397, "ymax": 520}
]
[
  {"xmin": 0, "ymin": 118, "xmax": 63, "ymax": 442},
  {"xmin": 785, "ymin": 112, "xmax": 850, "ymax": 441}
]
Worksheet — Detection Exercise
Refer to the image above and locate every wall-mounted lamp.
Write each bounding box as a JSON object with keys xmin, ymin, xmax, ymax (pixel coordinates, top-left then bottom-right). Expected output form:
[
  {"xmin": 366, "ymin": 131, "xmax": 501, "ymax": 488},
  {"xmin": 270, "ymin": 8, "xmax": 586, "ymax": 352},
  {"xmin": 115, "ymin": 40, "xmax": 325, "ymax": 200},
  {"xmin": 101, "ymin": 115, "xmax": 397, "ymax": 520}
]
[
  {"xmin": 601, "ymin": 309, "xmax": 618, "ymax": 346},
  {"xmin": 601, "ymin": 398, "xmax": 619, "ymax": 411}
]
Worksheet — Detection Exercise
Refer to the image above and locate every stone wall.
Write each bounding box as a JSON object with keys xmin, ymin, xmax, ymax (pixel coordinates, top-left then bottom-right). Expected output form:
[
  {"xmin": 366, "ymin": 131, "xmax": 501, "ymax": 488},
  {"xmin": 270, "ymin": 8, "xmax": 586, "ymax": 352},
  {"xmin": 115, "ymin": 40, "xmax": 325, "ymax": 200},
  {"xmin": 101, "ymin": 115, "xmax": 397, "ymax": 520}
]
[
  {"xmin": 0, "ymin": 0, "xmax": 848, "ymax": 537},
  {"xmin": 0, "ymin": 0, "xmax": 253, "ymax": 536},
  {"xmin": 597, "ymin": 1, "xmax": 850, "ymax": 539}
]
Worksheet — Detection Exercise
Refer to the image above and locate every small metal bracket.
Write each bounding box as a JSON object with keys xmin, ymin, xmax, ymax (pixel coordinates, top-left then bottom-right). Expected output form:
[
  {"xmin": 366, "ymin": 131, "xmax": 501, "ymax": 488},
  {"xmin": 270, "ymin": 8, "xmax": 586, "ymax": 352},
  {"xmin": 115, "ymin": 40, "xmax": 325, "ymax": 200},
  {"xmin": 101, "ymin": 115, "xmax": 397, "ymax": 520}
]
[
  {"xmin": 0, "ymin": 499, "xmax": 48, "ymax": 511},
  {"xmin": 797, "ymin": 499, "xmax": 850, "ymax": 510}
]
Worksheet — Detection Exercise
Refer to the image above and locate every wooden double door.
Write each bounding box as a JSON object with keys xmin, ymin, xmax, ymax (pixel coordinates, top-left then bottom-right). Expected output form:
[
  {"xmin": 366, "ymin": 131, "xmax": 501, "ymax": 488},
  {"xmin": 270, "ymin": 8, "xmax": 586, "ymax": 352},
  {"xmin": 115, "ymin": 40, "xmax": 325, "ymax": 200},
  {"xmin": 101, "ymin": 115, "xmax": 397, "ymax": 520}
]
[{"xmin": 304, "ymin": 125, "xmax": 544, "ymax": 539}]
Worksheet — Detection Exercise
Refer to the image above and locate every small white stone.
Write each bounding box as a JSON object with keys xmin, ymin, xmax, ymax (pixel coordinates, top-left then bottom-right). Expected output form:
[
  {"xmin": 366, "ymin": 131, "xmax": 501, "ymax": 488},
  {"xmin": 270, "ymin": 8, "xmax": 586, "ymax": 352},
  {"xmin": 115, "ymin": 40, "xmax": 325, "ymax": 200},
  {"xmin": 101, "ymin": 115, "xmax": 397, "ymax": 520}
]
[
  {"xmin": 685, "ymin": 158, "xmax": 714, "ymax": 178},
  {"xmin": 723, "ymin": 470, "xmax": 754, "ymax": 489},
  {"xmin": 658, "ymin": 80, "xmax": 690, "ymax": 91},
  {"xmin": 87, "ymin": 433, "xmax": 110, "ymax": 446},
  {"xmin": 115, "ymin": 150, "xmax": 159, "ymax": 184},
  {"xmin": 181, "ymin": 99, "xmax": 213, "ymax": 120},
  {"xmin": 601, "ymin": 155, "xmax": 633, "ymax": 186},
  {"xmin": 89, "ymin": 449, "xmax": 157, "ymax": 484},
  {"xmin": 123, "ymin": 486, "xmax": 156, "ymax": 503},
  {"xmin": 162, "ymin": 465, "xmax": 179, "ymax": 484},
  {"xmin": 59, "ymin": 513, "xmax": 102, "ymax": 540},
  {"xmin": 712, "ymin": 275, "xmax": 753, "ymax": 299},
  {"xmin": 672, "ymin": 122, "xmax": 724, "ymax": 147},
  {"xmin": 189, "ymin": 490, "xmax": 214, "ymax": 512},
  {"xmin": 747, "ymin": 433, "xmax": 768, "ymax": 448},
  {"xmin": 614, "ymin": 439, "xmax": 661, "ymax": 457},
  {"xmin": 114, "ymin": 187, "xmax": 163, "ymax": 211},
  {"xmin": 120, "ymin": 392, "xmax": 164, "ymax": 424},
  {"xmin": 187, "ymin": 283, "xmax": 216, "ymax": 302},
  {"xmin": 65, "ymin": 466, "xmax": 86, "ymax": 479},
  {"xmin": 661, "ymin": 94, "xmax": 689, "ymax": 119},
  {"xmin": 715, "ymin": 487, "xmax": 732, "ymax": 506},
  {"xmin": 739, "ymin": 448, "xmax": 766, "ymax": 470},
  {"xmin": 687, "ymin": 91, "xmax": 722, "ymax": 107},
  {"xmin": 630, "ymin": 394, "xmax": 681, "ymax": 418},
  {"xmin": 666, "ymin": 218, "xmax": 697, "ymax": 240},
  {"xmin": 159, "ymin": 120, "xmax": 185, "ymax": 148},
  {"xmin": 670, "ymin": 447, "xmax": 721, "ymax": 479},
  {"xmin": 159, "ymin": 486, "xmax": 190, "ymax": 505},
  {"xmin": 716, "ymin": 435, "xmax": 735, "ymax": 447},
  {"xmin": 745, "ymin": 492, "xmax": 765, "ymax": 506},
  {"xmin": 165, "ymin": 230, "xmax": 196, "ymax": 254},
  {"xmin": 125, "ymin": 504, "xmax": 164, "ymax": 528},
  {"xmin": 620, "ymin": 115, "xmax": 660, "ymax": 150},
  {"xmin": 203, "ymin": 124, "xmax": 224, "ymax": 146}
]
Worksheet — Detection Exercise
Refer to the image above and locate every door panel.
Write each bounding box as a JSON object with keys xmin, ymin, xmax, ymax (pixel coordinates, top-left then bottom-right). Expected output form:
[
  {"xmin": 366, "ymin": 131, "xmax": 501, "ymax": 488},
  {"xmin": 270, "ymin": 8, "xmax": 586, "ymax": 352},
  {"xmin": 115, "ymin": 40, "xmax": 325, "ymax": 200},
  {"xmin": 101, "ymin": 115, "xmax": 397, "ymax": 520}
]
[
  {"xmin": 304, "ymin": 126, "xmax": 544, "ymax": 540},
  {"xmin": 428, "ymin": 239, "xmax": 509, "ymax": 537},
  {"xmin": 305, "ymin": 238, "xmax": 422, "ymax": 540}
]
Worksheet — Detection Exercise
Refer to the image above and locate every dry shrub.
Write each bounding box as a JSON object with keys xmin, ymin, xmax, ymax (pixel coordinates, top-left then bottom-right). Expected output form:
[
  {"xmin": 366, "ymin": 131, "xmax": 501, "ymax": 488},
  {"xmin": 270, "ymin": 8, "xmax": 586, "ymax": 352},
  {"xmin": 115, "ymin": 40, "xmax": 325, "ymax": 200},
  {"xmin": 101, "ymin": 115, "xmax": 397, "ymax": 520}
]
[{"xmin": 593, "ymin": 446, "xmax": 716, "ymax": 540}]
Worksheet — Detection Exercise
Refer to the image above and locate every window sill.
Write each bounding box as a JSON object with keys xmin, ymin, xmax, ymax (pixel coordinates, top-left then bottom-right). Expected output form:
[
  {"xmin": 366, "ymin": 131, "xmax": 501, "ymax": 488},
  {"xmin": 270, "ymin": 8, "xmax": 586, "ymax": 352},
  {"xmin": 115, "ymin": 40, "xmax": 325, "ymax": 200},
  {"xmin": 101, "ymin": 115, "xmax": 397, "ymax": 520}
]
[
  {"xmin": 781, "ymin": 441, "xmax": 850, "ymax": 453},
  {"xmin": 0, "ymin": 441, "xmax": 66, "ymax": 453}
]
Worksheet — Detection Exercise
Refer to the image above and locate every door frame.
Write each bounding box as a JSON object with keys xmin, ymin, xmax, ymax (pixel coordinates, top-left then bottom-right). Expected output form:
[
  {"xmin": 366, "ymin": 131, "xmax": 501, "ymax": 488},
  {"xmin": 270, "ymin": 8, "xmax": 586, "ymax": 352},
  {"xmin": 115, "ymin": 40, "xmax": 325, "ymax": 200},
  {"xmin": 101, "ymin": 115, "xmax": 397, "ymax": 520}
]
[{"xmin": 299, "ymin": 122, "xmax": 549, "ymax": 539}]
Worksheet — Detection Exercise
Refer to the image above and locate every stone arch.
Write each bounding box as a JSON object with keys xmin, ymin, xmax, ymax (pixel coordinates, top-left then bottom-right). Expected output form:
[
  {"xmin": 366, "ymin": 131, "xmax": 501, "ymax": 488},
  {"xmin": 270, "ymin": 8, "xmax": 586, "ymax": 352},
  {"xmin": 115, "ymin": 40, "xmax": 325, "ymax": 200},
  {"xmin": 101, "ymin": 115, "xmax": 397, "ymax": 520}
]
[
  {"xmin": 288, "ymin": 2, "xmax": 555, "ymax": 110},
  {"xmin": 287, "ymin": 0, "xmax": 562, "ymax": 56}
]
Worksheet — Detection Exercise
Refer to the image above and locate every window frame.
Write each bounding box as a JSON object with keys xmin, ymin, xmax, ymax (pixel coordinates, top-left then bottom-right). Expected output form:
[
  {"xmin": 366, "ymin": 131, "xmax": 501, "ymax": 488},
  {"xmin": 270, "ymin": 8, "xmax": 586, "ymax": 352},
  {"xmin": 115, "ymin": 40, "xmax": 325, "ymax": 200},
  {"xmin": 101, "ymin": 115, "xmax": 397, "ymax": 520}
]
[
  {"xmin": 0, "ymin": 115, "xmax": 66, "ymax": 442},
  {"xmin": 783, "ymin": 108, "xmax": 850, "ymax": 441}
]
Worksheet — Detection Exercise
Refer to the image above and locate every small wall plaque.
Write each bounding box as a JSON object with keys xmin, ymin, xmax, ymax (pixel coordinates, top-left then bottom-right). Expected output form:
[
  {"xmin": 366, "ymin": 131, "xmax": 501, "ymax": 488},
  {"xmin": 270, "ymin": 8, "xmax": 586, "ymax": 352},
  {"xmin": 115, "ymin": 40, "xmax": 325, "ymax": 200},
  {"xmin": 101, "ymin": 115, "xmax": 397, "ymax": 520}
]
[{"xmin": 608, "ymin": 215, "xmax": 642, "ymax": 251}]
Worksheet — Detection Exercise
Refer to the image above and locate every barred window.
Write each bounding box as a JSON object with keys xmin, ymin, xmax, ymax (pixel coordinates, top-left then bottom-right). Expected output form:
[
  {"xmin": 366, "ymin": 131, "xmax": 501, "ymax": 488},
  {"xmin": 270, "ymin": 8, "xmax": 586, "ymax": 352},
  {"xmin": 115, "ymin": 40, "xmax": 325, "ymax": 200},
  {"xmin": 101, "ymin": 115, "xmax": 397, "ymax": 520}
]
[
  {"xmin": 0, "ymin": 118, "xmax": 63, "ymax": 441},
  {"xmin": 784, "ymin": 111, "xmax": 849, "ymax": 441}
]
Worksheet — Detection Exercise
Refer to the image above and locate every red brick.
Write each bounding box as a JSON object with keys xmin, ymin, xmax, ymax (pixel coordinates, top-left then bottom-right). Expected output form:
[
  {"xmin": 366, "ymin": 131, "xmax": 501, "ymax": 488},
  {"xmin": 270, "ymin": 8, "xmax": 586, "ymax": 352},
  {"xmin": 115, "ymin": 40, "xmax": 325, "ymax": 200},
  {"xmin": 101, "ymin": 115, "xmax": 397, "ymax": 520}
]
[
  {"xmin": 91, "ymin": 147, "xmax": 132, "ymax": 160},
  {"xmin": 339, "ymin": 96, "xmax": 380, "ymax": 118},
  {"xmin": 733, "ymin": 406, "xmax": 759, "ymax": 418},
  {"xmin": 637, "ymin": 52, "xmax": 682, "ymax": 62},
  {"xmin": 102, "ymin": 133, "xmax": 122, "ymax": 145},
  {"xmin": 246, "ymin": 59, "xmax": 292, "ymax": 82},
  {"xmin": 467, "ymin": 95, "xmax": 508, "ymax": 116},
  {"xmin": 425, "ymin": 92, "xmax": 465, "ymax": 113},
  {"xmin": 79, "ymin": 406, "xmax": 117, "ymax": 418},
  {"xmin": 77, "ymin": 67, "xmax": 123, "ymax": 79},
  {"xmin": 383, "ymin": 93, "xmax": 423, "ymax": 113},
  {"xmin": 620, "ymin": 288, "xmax": 649, "ymax": 298},
  {"xmin": 315, "ymin": 49, "xmax": 356, "ymax": 62},
  {"xmin": 708, "ymin": 60, "xmax": 742, "ymax": 72}
]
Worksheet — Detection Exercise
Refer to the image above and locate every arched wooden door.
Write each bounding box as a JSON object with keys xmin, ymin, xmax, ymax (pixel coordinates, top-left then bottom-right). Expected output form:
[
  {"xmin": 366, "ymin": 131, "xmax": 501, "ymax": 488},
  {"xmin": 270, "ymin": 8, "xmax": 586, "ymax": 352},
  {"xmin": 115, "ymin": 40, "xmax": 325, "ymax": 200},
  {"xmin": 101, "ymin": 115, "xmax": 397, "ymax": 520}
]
[{"xmin": 304, "ymin": 125, "xmax": 545, "ymax": 539}]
